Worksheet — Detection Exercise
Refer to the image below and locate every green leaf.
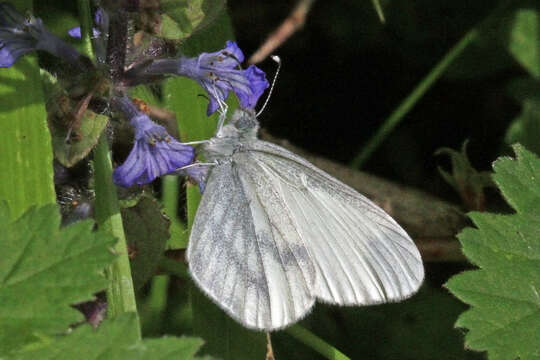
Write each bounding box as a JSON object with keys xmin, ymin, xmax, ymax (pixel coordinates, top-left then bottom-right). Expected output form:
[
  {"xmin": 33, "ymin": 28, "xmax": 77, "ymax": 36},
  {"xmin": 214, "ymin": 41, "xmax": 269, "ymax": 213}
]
[
  {"xmin": 159, "ymin": 0, "xmax": 204, "ymax": 41},
  {"xmin": 446, "ymin": 145, "xmax": 540, "ymax": 360},
  {"xmin": 130, "ymin": 85, "xmax": 161, "ymax": 106},
  {"xmin": 492, "ymin": 144, "xmax": 540, "ymax": 214},
  {"xmin": 159, "ymin": 0, "xmax": 225, "ymax": 41},
  {"xmin": 51, "ymin": 110, "xmax": 109, "ymax": 167},
  {"xmin": 13, "ymin": 313, "xmax": 208, "ymax": 360},
  {"xmin": 0, "ymin": 2, "xmax": 55, "ymax": 219},
  {"xmin": 505, "ymin": 97, "xmax": 540, "ymax": 156},
  {"xmin": 122, "ymin": 196, "xmax": 170, "ymax": 289},
  {"xmin": 0, "ymin": 202, "xmax": 116, "ymax": 355},
  {"xmin": 508, "ymin": 9, "xmax": 540, "ymax": 78}
]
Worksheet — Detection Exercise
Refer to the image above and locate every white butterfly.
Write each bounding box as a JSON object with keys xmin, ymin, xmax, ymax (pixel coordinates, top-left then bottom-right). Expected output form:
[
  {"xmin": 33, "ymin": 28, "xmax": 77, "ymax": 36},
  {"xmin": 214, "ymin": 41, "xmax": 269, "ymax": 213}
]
[{"xmin": 186, "ymin": 108, "xmax": 424, "ymax": 331}]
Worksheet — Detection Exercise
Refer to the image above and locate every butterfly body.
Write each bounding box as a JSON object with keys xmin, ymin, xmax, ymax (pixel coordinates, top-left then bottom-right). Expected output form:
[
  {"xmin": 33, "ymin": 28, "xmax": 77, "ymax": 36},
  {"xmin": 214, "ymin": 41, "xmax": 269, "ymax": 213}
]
[{"xmin": 187, "ymin": 109, "xmax": 424, "ymax": 331}]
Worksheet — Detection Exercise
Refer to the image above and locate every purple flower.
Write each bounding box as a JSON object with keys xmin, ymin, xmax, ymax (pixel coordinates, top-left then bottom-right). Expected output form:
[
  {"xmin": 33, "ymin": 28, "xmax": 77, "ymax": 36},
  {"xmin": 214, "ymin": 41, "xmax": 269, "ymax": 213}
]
[
  {"xmin": 144, "ymin": 41, "xmax": 269, "ymax": 115},
  {"xmin": 67, "ymin": 26, "xmax": 100, "ymax": 39},
  {"xmin": 175, "ymin": 165, "xmax": 209, "ymax": 193},
  {"xmin": 68, "ymin": 8, "xmax": 108, "ymax": 39},
  {"xmin": 112, "ymin": 96, "xmax": 195, "ymax": 187},
  {"xmin": 0, "ymin": 3, "xmax": 80, "ymax": 67}
]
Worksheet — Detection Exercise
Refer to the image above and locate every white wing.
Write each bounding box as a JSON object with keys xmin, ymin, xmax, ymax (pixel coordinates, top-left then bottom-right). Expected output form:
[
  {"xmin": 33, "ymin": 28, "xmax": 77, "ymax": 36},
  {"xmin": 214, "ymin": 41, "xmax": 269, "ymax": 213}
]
[
  {"xmin": 237, "ymin": 140, "xmax": 424, "ymax": 305},
  {"xmin": 187, "ymin": 162, "xmax": 316, "ymax": 331},
  {"xmin": 188, "ymin": 140, "xmax": 424, "ymax": 331}
]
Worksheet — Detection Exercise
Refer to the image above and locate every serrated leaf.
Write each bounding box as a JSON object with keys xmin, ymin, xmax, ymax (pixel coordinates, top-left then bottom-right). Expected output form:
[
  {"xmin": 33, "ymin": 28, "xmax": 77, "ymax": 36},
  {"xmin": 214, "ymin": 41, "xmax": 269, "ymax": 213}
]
[
  {"xmin": 51, "ymin": 110, "xmax": 109, "ymax": 167},
  {"xmin": 13, "ymin": 313, "xmax": 208, "ymax": 360},
  {"xmin": 122, "ymin": 196, "xmax": 170, "ymax": 289},
  {"xmin": 446, "ymin": 145, "xmax": 540, "ymax": 360},
  {"xmin": 0, "ymin": 202, "xmax": 116, "ymax": 354},
  {"xmin": 509, "ymin": 9, "xmax": 540, "ymax": 78},
  {"xmin": 493, "ymin": 144, "xmax": 540, "ymax": 214},
  {"xmin": 505, "ymin": 98, "xmax": 540, "ymax": 156},
  {"xmin": 0, "ymin": 1, "xmax": 55, "ymax": 219}
]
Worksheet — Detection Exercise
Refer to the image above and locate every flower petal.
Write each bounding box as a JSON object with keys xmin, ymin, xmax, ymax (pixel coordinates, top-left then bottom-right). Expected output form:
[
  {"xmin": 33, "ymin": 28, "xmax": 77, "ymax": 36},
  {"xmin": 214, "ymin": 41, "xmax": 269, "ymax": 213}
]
[
  {"xmin": 242, "ymin": 65, "xmax": 270, "ymax": 108},
  {"xmin": 112, "ymin": 97, "xmax": 196, "ymax": 187},
  {"xmin": 0, "ymin": 4, "xmax": 80, "ymax": 66}
]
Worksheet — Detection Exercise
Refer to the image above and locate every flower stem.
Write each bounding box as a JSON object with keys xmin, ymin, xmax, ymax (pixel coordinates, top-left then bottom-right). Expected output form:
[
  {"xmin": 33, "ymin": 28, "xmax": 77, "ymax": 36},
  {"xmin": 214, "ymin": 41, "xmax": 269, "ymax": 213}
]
[
  {"xmin": 76, "ymin": 0, "xmax": 95, "ymax": 59},
  {"xmin": 93, "ymin": 135, "xmax": 141, "ymax": 338},
  {"xmin": 350, "ymin": 28, "xmax": 479, "ymax": 169},
  {"xmin": 285, "ymin": 324, "xmax": 351, "ymax": 360},
  {"xmin": 370, "ymin": 0, "xmax": 385, "ymax": 23},
  {"xmin": 162, "ymin": 175, "xmax": 189, "ymax": 249},
  {"xmin": 78, "ymin": 0, "xmax": 140, "ymax": 337}
]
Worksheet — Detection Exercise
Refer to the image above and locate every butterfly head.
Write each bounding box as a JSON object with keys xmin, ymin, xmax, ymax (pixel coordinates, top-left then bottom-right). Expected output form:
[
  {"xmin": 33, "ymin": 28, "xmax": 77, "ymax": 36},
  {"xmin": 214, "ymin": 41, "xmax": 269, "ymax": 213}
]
[
  {"xmin": 231, "ymin": 108, "xmax": 259, "ymax": 133},
  {"xmin": 204, "ymin": 108, "xmax": 259, "ymax": 160}
]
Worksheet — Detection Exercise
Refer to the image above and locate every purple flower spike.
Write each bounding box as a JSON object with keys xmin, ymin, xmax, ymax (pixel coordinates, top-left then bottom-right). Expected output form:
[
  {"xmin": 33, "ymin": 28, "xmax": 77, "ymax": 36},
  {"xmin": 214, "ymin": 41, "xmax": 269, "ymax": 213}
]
[
  {"xmin": 0, "ymin": 2, "xmax": 80, "ymax": 67},
  {"xmin": 68, "ymin": 8, "xmax": 108, "ymax": 39},
  {"xmin": 112, "ymin": 96, "xmax": 195, "ymax": 187},
  {"xmin": 144, "ymin": 41, "xmax": 270, "ymax": 115}
]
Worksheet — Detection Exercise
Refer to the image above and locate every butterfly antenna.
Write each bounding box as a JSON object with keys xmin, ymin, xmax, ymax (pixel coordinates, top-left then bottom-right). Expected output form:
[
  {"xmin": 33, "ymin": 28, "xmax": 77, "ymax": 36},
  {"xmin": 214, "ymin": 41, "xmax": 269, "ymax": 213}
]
[{"xmin": 256, "ymin": 55, "xmax": 281, "ymax": 117}]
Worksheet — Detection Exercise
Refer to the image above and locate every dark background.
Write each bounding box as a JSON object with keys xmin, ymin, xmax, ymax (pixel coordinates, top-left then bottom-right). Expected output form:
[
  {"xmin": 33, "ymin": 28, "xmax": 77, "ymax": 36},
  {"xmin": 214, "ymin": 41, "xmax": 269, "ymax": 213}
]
[{"xmin": 229, "ymin": 0, "xmax": 521, "ymax": 199}]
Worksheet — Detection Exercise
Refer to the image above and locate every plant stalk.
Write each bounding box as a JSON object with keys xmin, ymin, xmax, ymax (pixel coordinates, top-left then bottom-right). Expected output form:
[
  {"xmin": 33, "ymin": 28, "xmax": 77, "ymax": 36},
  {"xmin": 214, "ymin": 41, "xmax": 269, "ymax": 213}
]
[
  {"xmin": 93, "ymin": 136, "xmax": 140, "ymax": 338},
  {"xmin": 286, "ymin": 324, "xmax": 351, "ymax": 360},
  {"xmin": 350, "ymin": 28, "xmax": 479, "ymax": 168}
]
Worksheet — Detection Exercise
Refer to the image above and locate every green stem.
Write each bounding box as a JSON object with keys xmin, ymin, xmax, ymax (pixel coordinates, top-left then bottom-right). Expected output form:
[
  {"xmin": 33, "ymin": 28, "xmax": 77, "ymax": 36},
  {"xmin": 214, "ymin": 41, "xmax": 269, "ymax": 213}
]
[
  {"xmin": 76, "ymin": 0, "xmax": 95, "ymax": 58},
  {"xmin": 285, "ymin": 324, "xmax": 350, "ymax": 360},
  {"xmin": 93, "ymin": 136, "xmax": 141, "ymax": 338},
  {"xmin": 148, "ymin": 275, "xmax": 169, "ymax": 312},
  {"xmin": 162, "ymin": 176, "xmax": 178, "ymax": 220},
  {"xmin": 370, "ymin": 0, "xmax": 385, "ymax": 23},
  {"xmin": 77, "ymin": 0, "xmax": 139, "ymax": 334},
  {"xmin": 350, "ymin": 28, "xmax": 479, "ymax": 169},
  {"xmin": 159, "ymin": 257, "xmax": 189, "ymax": 278},
  {"xmin": 162, "ymin": 175, "xmax": 189, "ymax": 249}
]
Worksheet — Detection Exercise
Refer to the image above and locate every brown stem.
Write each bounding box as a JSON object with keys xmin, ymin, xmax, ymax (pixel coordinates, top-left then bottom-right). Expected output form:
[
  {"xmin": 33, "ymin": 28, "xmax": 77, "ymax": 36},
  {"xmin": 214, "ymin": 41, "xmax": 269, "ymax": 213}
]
[
  {"xmin": 106, "ymin": 10, "xmax": 129, "ymax": 82},
  {"xmin": 248, "ymin": 0, "xmax": 315, "ymax": 65}
]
